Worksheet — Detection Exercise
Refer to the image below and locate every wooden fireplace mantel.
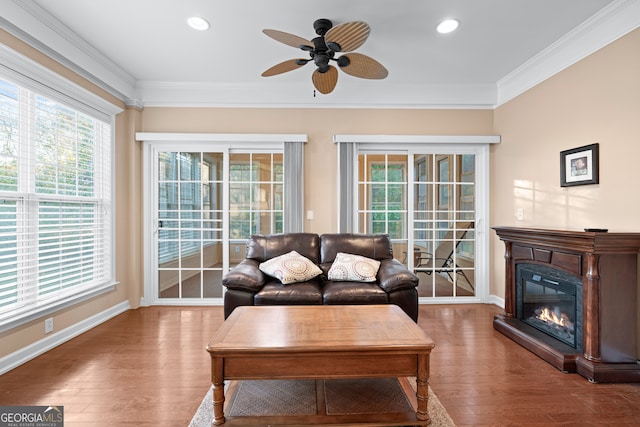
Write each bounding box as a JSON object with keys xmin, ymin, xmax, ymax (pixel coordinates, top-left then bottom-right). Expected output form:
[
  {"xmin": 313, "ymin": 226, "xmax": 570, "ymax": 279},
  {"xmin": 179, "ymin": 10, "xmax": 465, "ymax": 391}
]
[{"xmin": 493, "ymin": 226, "xmax": 640, "ymax": 383}]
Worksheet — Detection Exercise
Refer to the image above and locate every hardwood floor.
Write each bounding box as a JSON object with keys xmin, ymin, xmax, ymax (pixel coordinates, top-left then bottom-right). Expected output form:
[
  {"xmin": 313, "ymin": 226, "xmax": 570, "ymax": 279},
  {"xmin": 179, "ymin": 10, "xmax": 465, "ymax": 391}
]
[{"xmin": 1, "ymin": 304, "xmax": 639, "ymax": 426}]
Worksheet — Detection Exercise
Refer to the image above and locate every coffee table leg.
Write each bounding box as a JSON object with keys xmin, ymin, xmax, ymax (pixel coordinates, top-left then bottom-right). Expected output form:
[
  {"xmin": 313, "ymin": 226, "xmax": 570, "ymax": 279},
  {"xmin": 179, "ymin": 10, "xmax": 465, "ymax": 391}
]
[
  {"xmin": 212, "ymin": 381, "xmax": 225, "ymax": 425},
  {"xmin": 212, "ymin": 358, "xmax": 225, "ymax": 425},
  {"xmin": 416, "ymin": 353, "xmax": 431, "ymax": 424}
]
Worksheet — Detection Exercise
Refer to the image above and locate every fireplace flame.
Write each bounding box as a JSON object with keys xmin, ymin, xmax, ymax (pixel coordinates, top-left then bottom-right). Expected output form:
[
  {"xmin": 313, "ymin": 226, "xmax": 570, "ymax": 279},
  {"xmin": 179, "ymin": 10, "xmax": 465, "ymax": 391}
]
[{"xmin": 536, "ymin": 307, "xmax": 571, "ymax": 328}]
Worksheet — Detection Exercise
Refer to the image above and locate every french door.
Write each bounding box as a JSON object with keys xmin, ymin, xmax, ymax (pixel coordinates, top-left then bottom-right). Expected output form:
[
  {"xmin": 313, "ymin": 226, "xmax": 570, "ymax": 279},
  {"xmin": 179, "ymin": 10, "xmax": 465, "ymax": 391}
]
[
  {"xmin": 141, "ymin": 137, "xmax": 290, "ymax": 304},
  {"xmin": 338, "ymin": 135, "xmax": 495, "ymax": 303},
  {"xmin": 357, "ymin": 150, "xmax": 482, "ymax": 300}
]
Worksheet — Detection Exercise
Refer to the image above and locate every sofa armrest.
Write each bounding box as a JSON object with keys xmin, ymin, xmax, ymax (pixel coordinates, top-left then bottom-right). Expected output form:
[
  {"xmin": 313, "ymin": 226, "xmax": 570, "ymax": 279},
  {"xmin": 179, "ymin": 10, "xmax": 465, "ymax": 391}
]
[
  {"xmin": 222, "ymin": 259, "xmax": 265, "ymax": 293},
  {"xmin": 377, "ymin": 259, "xmax": 419, "ymax": 293}
]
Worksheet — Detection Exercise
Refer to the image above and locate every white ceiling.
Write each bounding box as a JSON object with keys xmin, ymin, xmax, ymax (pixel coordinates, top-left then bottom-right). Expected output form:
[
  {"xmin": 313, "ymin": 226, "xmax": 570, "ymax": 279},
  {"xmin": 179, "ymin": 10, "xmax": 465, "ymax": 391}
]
[{"xmin": 3, "ymin": 0, "xmax": 639, "ymax": 108}]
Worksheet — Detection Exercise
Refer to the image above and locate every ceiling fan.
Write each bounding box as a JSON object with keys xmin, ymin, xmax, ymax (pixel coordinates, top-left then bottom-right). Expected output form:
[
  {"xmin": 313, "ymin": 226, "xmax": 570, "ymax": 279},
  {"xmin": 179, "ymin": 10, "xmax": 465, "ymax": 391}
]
[{"xmin": 261, "ymin": 18, "xmax": 388, "ymax": 94}]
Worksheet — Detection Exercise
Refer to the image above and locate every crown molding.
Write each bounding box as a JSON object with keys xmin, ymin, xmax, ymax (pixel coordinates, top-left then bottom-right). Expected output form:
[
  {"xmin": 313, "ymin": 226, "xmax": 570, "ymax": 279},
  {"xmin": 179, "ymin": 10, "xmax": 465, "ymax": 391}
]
[
  {"xmin": 0, "ymin": 43, "xmax": 123, "ymax": 118},
  {"xmin": 135, "ymin": 80, "xmax": 497, "ymax": 109},
  {"xmin": 1, "ymin": 0, "xmax": 136, "ymax": 100},
  {"xmin": 497, "ymin": 0, "xmax": 640, "ymax": 106},
  {"xmin": 124, "ymin": 98, "xmax": 145, "ymax": 111},
  {"xmin": 3, "ymin": 0, "xmax": 638, "ymax": 109}
]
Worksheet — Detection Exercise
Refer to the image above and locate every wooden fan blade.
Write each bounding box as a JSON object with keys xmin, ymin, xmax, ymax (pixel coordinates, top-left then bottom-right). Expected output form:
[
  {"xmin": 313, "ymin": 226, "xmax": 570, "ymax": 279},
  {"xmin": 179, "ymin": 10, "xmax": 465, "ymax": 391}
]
[
  {"xmin": 324, "ymin": 21, "xmax": 370, "ymax": 52},
  {"xmin": 312, "ymin": 66, "xmax": 338, "ymax": 94},
  {"xmin": 339, "ymin": 53, "xmax": 388, "ymax": 79},
  {"xmin": 263, "ymin": 29, "xmax": 314, "ymax": 50},
  {"xmin": 262, "ymin": 59, "xmax": 307, "ymax": 77}
]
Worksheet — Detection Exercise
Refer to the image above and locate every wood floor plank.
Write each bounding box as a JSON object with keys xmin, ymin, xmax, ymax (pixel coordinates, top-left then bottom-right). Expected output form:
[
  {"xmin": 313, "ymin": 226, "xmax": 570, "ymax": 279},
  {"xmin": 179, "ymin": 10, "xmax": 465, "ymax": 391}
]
[{"xmin": 1, "ymin": 304, "xmax": 640, "ymax": 426}]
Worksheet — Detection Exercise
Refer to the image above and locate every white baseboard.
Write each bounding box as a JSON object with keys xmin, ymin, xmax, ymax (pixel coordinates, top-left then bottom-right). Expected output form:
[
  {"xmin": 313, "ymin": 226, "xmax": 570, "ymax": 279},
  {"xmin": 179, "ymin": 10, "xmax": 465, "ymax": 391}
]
[
  {"xmin": 0, "ymin": 300, "xmax": 130, "ymax": 375},
  {"xmin": 488, "ymin": 294, "xmax": 505, "ymax": 308}
]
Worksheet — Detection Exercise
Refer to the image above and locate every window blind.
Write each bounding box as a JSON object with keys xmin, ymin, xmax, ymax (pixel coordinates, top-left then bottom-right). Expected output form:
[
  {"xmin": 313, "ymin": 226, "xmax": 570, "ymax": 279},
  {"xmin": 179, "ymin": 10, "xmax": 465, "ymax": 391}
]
[{"xmin": 0, "ymin": 76, "xmax": 113, "ymax": 327}]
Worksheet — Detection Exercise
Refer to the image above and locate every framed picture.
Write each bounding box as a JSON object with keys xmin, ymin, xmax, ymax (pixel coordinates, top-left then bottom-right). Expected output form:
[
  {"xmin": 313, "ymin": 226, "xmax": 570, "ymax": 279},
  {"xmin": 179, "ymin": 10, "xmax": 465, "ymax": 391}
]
[{"xmin": 560, "ymin": 143, "xmax": 599, "ymax": 187}]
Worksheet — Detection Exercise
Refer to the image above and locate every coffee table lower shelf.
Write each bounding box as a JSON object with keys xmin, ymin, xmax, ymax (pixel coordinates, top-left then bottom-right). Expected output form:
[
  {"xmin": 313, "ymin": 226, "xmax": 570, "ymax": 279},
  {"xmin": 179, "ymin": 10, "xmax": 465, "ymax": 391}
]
[{"xmin": 219, "ymin": 377, "xmax": 429, "ymax": 426}]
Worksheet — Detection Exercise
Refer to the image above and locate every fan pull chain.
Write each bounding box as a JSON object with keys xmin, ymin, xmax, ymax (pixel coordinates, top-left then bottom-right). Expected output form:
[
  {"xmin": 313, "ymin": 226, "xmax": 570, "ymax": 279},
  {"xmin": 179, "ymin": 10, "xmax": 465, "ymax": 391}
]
[{"xmin": 313, "ymin": 89, "xmax": 316, "ymax": 97}]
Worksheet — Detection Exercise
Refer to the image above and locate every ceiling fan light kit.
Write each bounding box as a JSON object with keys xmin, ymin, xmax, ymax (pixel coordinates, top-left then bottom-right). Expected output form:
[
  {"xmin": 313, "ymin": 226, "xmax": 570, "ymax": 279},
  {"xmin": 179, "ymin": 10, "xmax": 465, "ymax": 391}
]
[{"xmin": 261, "ymin": 18, "xmax": 388, "ymax": 94}]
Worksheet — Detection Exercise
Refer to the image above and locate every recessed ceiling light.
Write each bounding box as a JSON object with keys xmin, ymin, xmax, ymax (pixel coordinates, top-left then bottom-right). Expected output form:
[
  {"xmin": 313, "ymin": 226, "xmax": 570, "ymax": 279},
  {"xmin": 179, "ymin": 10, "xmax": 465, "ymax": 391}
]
[
  {"xmin": 187, "ymin": 16, "xmax": 210, "ymax": 31},
  {"xmin": 437, "ymin": 19, "xmax": 459, "ymax": 34}
]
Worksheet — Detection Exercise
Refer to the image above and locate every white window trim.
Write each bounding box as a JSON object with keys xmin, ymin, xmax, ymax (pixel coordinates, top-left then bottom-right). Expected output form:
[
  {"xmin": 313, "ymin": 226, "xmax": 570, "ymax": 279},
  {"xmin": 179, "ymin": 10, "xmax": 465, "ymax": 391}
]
[
  {"xmin": 0, "ymin": 44, "xmax": 121, "ymax": 332},
  {"xmin": 334, "ymin": 135, "xmax": 500, "ymax": 144}
]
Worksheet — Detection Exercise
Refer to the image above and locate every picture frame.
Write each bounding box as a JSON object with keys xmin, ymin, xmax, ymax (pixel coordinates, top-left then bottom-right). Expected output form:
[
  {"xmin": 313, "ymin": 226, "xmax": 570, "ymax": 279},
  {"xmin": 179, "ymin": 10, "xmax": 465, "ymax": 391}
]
[{"xmin": 560, "ymin": 143, "xmax": 599, "ymax": 187}]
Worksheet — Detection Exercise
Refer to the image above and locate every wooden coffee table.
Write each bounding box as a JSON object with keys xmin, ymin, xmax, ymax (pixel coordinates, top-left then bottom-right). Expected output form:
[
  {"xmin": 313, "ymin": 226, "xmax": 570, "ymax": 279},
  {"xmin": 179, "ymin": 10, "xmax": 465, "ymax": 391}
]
[{"xmin": 206, "ymin": 305, "xmax": 435, "ymax": 426}]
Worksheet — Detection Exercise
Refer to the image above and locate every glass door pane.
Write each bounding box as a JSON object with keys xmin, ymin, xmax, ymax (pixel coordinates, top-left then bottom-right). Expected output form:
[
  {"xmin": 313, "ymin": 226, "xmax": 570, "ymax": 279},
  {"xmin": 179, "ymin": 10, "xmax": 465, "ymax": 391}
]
[
  {"xmin": 157, "ymin": 152, "xmax": 224, "ymax": 299},
  {"xmin": 413, "ymin": 154, "xmax": 475, "ymax": 298},
  {"xmin": 228, "ymin": 152, "xmax": 283, "ymax": 269},
  {"xmin": 357, "ymin": 154, "xmax": 409, "ymax": 263}
]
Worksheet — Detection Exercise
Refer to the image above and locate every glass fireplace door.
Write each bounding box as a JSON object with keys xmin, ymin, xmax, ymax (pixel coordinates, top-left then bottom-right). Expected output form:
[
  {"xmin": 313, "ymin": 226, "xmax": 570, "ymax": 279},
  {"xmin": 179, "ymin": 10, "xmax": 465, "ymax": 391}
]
[{"xmin": 518, "ymin": 264, "xmax": 582, "ymax": 349}]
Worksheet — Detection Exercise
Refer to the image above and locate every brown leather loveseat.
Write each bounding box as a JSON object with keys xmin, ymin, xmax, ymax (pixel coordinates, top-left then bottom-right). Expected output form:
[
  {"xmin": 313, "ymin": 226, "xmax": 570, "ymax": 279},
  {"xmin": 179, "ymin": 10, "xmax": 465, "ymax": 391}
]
[{"xmin": 222, "ymin": 233, "xmax": 419, "ymax": 321}]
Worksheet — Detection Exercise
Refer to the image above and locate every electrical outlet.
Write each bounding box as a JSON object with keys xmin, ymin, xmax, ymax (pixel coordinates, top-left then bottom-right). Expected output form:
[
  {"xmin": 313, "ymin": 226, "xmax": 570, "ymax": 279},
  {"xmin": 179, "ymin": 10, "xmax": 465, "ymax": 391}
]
[
  {"xmin": 44, "ymin": 317, "xmax": 54, "ymax": 334},
  {"xmin": 234, "ymin": 246, "xmax": 240, "ymax": 253}
]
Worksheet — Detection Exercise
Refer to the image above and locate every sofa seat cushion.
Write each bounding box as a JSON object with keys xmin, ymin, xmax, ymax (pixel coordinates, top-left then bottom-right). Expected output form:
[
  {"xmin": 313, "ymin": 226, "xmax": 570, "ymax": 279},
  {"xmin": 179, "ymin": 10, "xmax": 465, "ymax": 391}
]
[
  {"xmin": 322, "ymin": 282, "xmax": 389, "ymax": 305},
  {"xmin": 254, "ymin": 280, "xmax": 323, "ymax": 305}
]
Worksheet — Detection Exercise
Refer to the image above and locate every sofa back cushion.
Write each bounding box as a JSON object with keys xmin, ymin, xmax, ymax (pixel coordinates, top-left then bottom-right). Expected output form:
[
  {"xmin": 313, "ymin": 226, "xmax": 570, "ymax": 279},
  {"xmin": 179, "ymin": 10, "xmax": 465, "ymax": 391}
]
[
  {"xmin": 246, "ymin": 233, "xmax": 321, "ymax": 263},
  {"xmin": 320, "ymin": 234, "xmax": 393, "ymax": 264}
]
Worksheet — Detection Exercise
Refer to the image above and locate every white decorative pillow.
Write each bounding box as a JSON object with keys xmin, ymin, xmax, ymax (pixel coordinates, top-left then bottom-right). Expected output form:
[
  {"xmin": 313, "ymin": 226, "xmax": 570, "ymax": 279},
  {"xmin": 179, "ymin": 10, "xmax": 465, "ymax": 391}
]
[
  {"xmin": 259, "ymin": 251, "xmax": 322, "ymax": 284},
  {"xmin": 327, "ymin": 252, "xmax": 381, "ymax": 282}
]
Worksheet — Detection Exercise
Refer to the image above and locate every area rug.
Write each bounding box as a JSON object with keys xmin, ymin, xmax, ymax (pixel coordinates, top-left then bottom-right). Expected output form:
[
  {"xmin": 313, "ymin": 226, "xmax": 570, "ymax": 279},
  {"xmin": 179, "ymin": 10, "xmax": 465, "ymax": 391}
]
[{"xmin": 188, "ymin": 377, "xmax": 456, "ymax": 426}]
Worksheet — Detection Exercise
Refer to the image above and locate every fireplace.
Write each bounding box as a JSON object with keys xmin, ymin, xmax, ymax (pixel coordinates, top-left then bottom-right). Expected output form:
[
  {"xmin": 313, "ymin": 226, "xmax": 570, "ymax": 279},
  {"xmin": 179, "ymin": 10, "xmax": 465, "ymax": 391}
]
[
  {"xmin": 493, "ymin": 227, "xmax": 640, "ymax": 383},
  {"xmin": 516, "ymin": 264, "xmax": 582, "ymax": 351}
]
